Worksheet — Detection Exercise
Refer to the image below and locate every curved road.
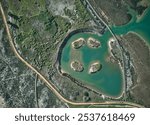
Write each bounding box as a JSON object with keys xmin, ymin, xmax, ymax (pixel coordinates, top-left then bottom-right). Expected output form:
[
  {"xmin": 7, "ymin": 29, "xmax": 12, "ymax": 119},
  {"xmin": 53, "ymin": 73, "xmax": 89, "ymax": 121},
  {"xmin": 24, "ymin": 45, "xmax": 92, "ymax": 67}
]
[{"xmin": 0, "ymin": 2, "xmax": 144, "ymax": 108}]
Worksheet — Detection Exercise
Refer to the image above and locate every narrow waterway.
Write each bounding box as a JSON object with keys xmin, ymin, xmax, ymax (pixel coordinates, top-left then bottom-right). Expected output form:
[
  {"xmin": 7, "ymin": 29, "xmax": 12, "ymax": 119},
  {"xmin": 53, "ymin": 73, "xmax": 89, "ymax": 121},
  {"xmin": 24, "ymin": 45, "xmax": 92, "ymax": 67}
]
[{"xmin": 112, "ymin": 8, "xmax": 150, "ymax": 44}]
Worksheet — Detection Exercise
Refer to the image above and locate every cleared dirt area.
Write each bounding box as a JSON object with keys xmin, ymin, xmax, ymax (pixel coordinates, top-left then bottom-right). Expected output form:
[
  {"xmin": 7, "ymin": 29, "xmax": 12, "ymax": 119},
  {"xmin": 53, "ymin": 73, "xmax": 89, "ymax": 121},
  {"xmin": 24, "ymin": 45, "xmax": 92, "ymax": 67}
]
[{"xmin": 121, "ymin": 33, "xmax": 150, "ymax": 107}]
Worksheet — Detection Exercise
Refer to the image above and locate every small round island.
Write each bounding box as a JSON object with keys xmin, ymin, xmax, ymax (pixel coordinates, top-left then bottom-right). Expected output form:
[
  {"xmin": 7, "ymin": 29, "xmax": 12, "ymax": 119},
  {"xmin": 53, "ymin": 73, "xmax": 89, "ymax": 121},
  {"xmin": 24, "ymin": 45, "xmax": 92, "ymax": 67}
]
[
  {"xmin": 88, "ymin": 61, "xmax": 102, "ymax": 74},
  {"xmin": 72, "ymin": 38, "xmax": 85, "ymax": 49},
  {"xmin": 87, "ymin": 37, "xmax": 101, "ymax": 48},
  {"xmin": 70, "ymin": 60, "xmax": 84, "ymax": 72}
]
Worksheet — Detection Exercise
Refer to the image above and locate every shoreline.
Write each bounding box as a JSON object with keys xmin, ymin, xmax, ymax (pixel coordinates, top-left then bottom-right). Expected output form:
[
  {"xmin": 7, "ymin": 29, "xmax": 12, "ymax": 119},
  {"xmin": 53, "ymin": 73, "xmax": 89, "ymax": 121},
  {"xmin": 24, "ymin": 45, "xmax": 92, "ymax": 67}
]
[
  {"xmin": 127, "ymin": 31, "xmax": 150, "ymax": 47},
  {"xmin": 107, "ymin": 37, "xmax": 125, "ymax": 99},
  {"xmin": 54, "ymin": 27, "xmax": 125, "ymax": 99},
  {"xmin": 137, "ymin": 7, "xmax": 150, "ymax": 23}
]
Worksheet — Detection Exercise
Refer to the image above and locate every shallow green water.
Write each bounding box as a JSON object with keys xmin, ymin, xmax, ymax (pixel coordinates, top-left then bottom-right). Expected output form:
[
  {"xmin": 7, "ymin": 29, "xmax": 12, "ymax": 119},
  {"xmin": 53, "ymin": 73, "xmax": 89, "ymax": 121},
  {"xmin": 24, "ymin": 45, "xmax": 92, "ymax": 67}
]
[
  {"xmin": 61, "ymin": 32, "xmax": 123, "ymax": 97},
  {"xmin": 61, "ymin": 8, "xmax": 150, "ymax": 97},
  {"xmin": 112, "ymin": 8, "xmax": 150, "ymax": 44}
]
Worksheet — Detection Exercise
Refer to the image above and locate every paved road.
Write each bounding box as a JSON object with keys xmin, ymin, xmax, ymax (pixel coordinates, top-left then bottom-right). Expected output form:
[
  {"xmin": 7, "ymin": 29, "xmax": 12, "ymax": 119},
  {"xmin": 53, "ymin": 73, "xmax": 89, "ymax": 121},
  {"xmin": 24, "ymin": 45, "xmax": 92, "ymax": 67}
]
[{"xmin": 0, "ymin": 2, "xmax": 144, "ymax": 108}]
